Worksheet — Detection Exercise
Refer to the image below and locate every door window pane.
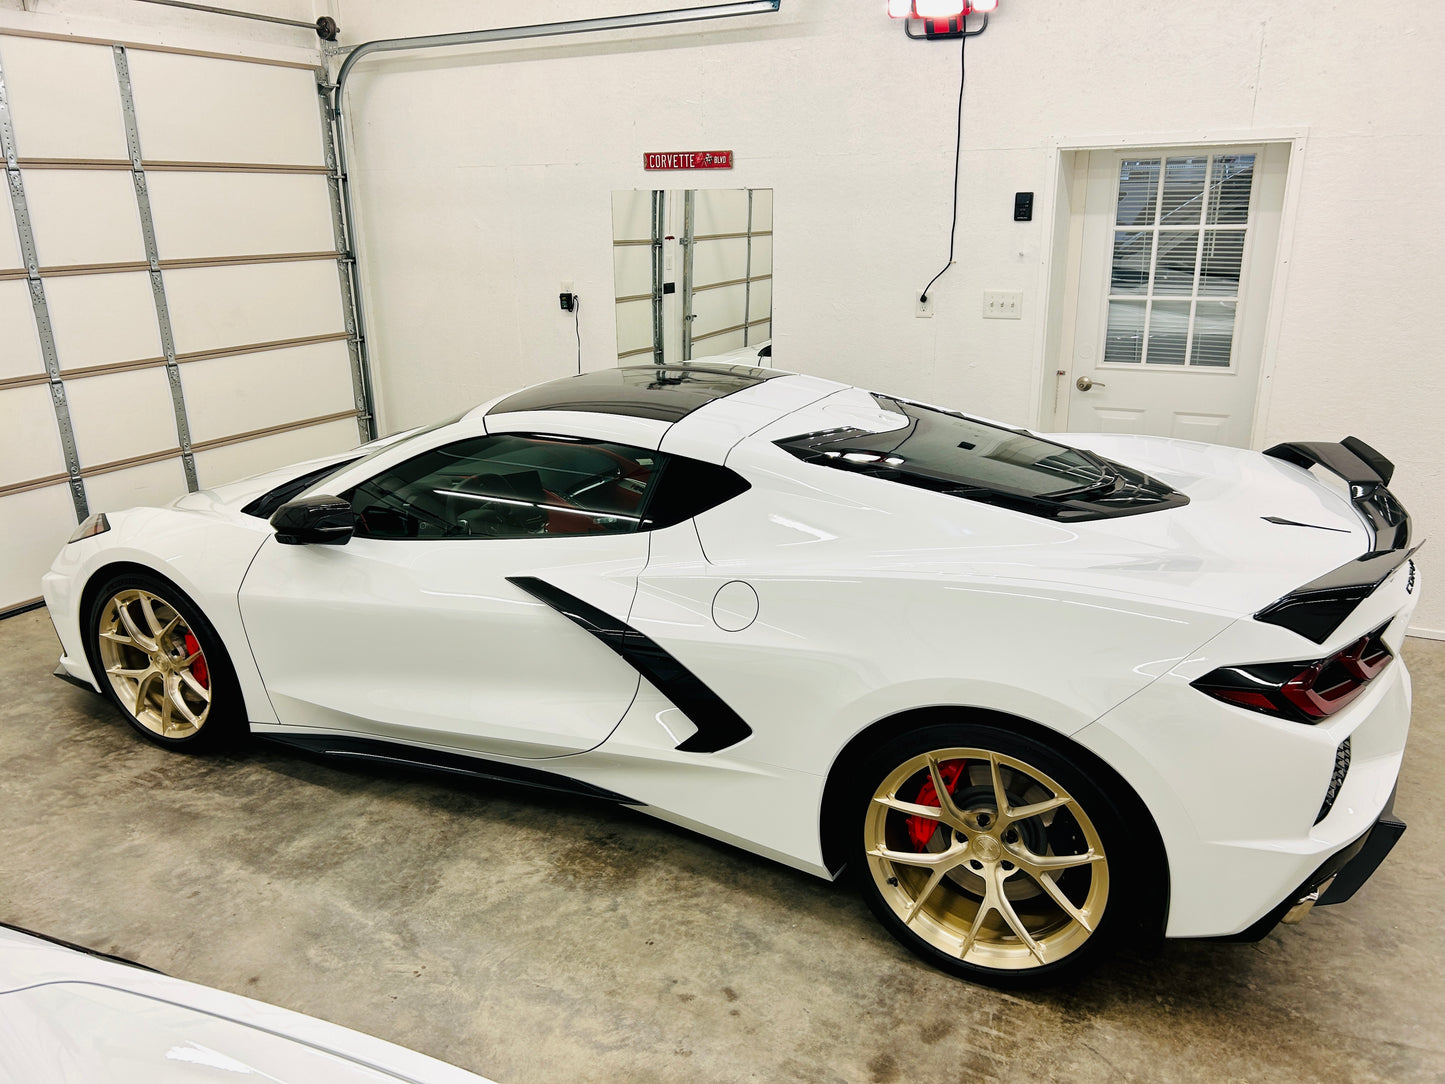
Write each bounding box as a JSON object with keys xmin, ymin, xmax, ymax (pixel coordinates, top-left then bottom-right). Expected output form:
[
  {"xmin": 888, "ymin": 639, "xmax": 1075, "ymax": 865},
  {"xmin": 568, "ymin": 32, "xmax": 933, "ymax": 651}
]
[
  {"xmin": 1146, "ymin": 300, "xmax": 1192, "ymax": 365},
  {"xmin": 1109, "ymin": 231, "xmax": 1152, "ymax": 294},
  {"xmin": 1199, "ymin": 230, "xmax": 1245, "ymax": 296},
  {"xmin": 1114, "ymin": 159, "xmax": 1160, "ymax": 227},
  {"xmin": 346, "ymin": 434, "xmax": 662, "ymax": 540},
  {"xmin": 1103, "ymin": 151, "xmax": 1255, "ymax": 367},
  {"xmin": 1191, "ymin": 301, "xmax": 1237, "ymax": 366},
  {"xmin": 1207, "ymin": 154, "xmax": 1256, "ymax": 224},
  {"xmin": 1153, "ymin": 231, "xmax": 1199, "ymax": 295},
  {"xmin": 1104, "ymin": 299, "xmax": 1146, "ymax": 363},
  {"xmin": 1160, "ymin": 156, "xmax": 1206, "ymax": 225}
]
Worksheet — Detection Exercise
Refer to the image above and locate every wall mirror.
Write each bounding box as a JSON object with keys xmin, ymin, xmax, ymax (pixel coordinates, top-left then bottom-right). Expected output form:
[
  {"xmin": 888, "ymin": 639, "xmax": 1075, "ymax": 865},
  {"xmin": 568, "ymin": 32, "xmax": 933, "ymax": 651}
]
[{"xmin": 611, "ymin": 188, "xmax": 773, "ymax": 366}]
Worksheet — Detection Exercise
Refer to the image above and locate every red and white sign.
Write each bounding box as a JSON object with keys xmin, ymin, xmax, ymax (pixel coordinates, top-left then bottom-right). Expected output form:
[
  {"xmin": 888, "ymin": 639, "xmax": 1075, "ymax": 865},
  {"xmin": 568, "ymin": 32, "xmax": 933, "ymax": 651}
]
[{"xmin": 643, "ymin": 150, "xmax": 734, "ymax": 171}]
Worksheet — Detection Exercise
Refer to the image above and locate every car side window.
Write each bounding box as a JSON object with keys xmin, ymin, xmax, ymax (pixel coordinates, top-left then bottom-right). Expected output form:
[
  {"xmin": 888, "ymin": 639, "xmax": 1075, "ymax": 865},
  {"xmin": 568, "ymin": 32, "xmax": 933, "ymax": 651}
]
[{"xmin": 345, "ymin": 433, "xmax": 661, "ymax": 540}]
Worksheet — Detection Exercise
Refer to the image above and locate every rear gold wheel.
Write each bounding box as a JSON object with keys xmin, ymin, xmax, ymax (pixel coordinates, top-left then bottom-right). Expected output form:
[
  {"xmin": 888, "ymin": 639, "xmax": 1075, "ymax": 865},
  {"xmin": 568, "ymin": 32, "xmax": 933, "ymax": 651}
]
[{"xmin": 855, "ymin": 725, "xmax": 1127, "ymax": 986}]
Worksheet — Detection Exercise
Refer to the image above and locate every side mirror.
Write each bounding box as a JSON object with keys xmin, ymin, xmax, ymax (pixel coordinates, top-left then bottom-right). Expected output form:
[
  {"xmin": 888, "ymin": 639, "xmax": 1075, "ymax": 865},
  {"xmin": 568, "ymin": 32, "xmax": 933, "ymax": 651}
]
[{"xmin": 270, "ymin": 495, "xmax": 354, "ymax": 546}]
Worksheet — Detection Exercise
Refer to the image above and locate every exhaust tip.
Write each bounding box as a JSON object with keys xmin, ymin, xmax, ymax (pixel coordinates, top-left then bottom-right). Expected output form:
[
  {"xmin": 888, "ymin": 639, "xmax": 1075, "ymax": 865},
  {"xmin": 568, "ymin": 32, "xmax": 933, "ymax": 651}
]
[{"xmin": 1281, "ymin": 875, "xmax": 1337, "ymax": 925}]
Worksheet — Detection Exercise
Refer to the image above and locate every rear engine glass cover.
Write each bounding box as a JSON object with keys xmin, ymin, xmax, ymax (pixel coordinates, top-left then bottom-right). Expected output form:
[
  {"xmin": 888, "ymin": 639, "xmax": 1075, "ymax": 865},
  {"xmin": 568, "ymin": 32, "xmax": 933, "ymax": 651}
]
[{"xmin": 777, "ymin": 396, "xmax": 1188, "ymax": 521}]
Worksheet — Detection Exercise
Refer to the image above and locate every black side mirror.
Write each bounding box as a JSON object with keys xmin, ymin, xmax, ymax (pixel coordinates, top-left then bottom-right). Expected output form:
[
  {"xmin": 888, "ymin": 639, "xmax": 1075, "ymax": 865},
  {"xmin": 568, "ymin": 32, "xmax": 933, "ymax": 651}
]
[{"xmin": 271, "ymin": 495, "xmax": 354, "ymax": 546}]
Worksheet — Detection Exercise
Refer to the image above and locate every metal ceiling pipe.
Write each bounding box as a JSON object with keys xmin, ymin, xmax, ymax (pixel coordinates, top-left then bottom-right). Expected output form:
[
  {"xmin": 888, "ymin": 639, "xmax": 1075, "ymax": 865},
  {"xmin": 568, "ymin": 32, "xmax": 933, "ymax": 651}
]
[
  {"xmin": 325, "ymin": 1, "xmax": 783, "ymax": 438},
  {"xmin": 132, "ymin": 0, "xmax": 339, "ymax": 40}
]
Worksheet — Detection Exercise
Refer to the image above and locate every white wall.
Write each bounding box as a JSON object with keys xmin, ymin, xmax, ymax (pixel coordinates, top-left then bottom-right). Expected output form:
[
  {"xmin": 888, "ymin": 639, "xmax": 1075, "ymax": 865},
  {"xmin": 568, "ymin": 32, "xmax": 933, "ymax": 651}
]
[{"xmin": 335, "ymin": 0, "xmax": 1445, "ymax": 634}]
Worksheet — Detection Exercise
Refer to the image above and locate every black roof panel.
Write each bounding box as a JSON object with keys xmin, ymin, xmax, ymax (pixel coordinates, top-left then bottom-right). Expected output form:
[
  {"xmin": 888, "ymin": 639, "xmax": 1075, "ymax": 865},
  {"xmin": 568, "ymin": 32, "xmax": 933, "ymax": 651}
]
[{"xmin": 487, "ymin": 365, "xmax": 782, "ymax": 424}]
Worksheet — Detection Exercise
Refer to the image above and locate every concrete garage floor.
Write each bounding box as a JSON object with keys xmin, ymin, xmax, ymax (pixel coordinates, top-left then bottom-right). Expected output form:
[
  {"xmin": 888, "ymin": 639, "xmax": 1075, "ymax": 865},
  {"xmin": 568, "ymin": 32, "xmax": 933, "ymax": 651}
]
[{"xmin": 1, "ymin": 609, "xmax": 1442, "ymax": 1083}]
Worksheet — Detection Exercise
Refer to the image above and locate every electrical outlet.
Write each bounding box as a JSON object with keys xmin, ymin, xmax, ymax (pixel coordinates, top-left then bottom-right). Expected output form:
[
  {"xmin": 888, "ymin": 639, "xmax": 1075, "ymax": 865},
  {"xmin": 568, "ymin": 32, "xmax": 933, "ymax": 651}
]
[
  {"xmin": 916, "ymin": 294, "xmax": 934, "ymax": 319},
  {"xmin": 983, "ymin": 290, "xmax": 1022, "ymax": 320}
]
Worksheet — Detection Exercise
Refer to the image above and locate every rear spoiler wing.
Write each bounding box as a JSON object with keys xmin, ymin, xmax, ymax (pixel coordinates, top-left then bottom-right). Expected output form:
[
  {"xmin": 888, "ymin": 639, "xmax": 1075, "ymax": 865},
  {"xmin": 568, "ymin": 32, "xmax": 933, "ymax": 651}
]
[
  {"xmin": 1256, "ymin": 437, "xmax": 1415, "ymax": 643},
  {"xmin": 1265, "ymin": 435, "xmax": 1395, "ymax": 487}
]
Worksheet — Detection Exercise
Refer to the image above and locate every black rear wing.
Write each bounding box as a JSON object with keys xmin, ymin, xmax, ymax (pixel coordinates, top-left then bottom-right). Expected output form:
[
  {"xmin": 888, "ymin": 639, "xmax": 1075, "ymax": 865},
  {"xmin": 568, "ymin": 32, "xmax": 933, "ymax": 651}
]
[
  {"xmin": 1263, "ymin": 436, "xmax": 1408, "ymax": 553},
  {"xmin": 1256, "ymin": 436, "xmax": 1415, "ymax": 643}
]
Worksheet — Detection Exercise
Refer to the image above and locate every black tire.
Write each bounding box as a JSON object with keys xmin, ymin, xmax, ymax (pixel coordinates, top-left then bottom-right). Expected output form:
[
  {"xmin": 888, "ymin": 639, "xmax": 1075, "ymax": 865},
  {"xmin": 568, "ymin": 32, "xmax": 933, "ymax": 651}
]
[
  {"xmin": 86, "ymin": 570, "xmax": 245, "ymax": 752},
  {"xmin": 851, "ymin": 722, "xmax": 1134, "ymax": 988}
]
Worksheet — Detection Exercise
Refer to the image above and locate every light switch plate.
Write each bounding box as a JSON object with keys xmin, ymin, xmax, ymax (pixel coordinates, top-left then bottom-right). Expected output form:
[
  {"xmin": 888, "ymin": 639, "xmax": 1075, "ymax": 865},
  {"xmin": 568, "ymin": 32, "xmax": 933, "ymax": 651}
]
[{"xmin": 983, "ymin": 290, "xmax": 1022, "ymax": 320}]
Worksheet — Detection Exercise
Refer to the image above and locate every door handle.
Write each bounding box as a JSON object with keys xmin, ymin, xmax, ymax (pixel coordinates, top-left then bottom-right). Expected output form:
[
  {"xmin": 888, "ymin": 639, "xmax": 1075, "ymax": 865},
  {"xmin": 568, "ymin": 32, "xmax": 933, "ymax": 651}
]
[{"xmin": 1076, "ymin": 376, "xmax": 1107, "ymax": 391}]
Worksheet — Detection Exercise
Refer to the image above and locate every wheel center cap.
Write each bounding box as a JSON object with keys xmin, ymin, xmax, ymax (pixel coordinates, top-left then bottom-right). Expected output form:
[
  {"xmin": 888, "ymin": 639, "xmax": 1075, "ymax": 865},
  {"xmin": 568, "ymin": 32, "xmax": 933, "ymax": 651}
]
[{"xmin": 972, "ymin": 834, "xmax": 1002, "ymax": 863}]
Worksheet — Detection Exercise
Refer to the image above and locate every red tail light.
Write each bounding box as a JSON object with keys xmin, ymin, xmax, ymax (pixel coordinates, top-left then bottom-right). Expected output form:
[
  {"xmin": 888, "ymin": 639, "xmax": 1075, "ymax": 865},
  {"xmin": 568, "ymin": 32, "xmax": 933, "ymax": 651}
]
[{"xmin": 1191, "ymin": 624, "xmax": 1393, "ymax": 723}]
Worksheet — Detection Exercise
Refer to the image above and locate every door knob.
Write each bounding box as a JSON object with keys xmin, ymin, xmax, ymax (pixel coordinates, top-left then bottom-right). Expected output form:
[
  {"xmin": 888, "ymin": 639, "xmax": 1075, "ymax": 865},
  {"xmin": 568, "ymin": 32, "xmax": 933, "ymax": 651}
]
[{"xmin": 1076, "ymin": 376, "xmax": 1107, "ymax": 391}]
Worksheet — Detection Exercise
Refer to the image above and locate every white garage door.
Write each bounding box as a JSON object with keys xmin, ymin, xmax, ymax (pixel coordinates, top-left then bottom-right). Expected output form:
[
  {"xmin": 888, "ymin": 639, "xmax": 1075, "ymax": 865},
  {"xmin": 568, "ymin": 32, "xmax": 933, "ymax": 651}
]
[{"xmin": 0, "ymin": 29, "xmax": 366, "ymax": 614}]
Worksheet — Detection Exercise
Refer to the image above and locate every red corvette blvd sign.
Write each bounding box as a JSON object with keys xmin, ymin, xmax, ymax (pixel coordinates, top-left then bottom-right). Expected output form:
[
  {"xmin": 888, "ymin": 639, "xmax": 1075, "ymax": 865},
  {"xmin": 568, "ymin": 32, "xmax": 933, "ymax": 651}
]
[{"xmin": 643, "ymin": 150, "xmax": 734, "ymax": 171}]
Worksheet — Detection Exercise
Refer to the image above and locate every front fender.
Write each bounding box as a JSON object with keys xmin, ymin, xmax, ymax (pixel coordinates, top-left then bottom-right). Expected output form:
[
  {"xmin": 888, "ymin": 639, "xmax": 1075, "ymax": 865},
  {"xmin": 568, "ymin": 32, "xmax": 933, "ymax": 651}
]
[{"xmin": 42, "ymin": 500, "xmax": 275, "ymax": 723}]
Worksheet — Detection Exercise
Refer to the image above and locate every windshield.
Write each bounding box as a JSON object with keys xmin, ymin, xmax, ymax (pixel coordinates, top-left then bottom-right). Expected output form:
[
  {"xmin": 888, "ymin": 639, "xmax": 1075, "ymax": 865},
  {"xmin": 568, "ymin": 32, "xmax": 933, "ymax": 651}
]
[
  {"xmin": 309, "ymin": 410, "xmax": 471, "ymax": 488},
  {"xmin": 241, "ymin": 409, "xmax": 470, "ymax": 520}
]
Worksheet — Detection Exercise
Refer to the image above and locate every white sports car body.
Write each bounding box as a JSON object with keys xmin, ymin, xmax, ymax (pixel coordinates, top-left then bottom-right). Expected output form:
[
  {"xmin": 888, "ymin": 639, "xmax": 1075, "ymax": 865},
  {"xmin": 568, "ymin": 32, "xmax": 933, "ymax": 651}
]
[{"xmin": 43, "ymin": 364, "xmax": 1417, "ymax": 984}]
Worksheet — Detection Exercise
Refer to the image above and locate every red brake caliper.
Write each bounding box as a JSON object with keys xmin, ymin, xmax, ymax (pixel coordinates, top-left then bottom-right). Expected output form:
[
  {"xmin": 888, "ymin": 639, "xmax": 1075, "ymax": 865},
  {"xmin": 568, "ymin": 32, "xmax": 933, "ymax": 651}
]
[
  {"xmin": 183, "ymin": 632, "xmax": 209, "ymax": 689},
  {"xmin": 906, "ymin": 759, "xmax": 965, "ymax": 850}
]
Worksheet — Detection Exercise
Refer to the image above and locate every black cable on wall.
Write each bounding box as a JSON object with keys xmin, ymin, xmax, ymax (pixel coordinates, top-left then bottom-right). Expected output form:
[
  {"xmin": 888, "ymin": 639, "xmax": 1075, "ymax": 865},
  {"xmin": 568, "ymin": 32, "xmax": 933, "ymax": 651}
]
[
  {"xmin": 919, "ymin": 29, "xmax": 969, "ymax": 304},
  {"xmin": 574, "ymin": 297, "xmax": 583, "ymax": 375}
]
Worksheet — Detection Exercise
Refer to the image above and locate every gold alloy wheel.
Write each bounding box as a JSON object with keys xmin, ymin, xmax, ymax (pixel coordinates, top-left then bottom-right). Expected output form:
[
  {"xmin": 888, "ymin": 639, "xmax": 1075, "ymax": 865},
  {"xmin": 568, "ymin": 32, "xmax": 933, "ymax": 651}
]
[
  {"xmin": 96, "ymin": 589, "xmax": 212, "ymax": 740},
  {"xmin": 864, "ymin": 747, "xmax": 1109, "ymax": 971}
]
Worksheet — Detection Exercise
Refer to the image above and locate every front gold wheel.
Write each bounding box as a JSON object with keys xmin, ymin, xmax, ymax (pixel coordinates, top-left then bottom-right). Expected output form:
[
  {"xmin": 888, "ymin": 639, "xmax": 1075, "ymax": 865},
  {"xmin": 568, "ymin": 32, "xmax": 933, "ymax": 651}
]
[
  {"xmin": 97, "ymin": 588, "xmax": 213, "ymax": 740},
  {"xmin": 863, "ymin": 745, "xmax": 1110, "ymax": 974}
]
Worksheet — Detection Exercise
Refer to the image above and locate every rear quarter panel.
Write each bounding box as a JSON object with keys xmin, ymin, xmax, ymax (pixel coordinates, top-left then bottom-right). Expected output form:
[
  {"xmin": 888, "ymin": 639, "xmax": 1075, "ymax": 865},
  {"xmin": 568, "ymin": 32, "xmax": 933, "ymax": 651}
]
[{"xmin": 642, "ymin": 439, "xmax": 1238, "ymax": 778}]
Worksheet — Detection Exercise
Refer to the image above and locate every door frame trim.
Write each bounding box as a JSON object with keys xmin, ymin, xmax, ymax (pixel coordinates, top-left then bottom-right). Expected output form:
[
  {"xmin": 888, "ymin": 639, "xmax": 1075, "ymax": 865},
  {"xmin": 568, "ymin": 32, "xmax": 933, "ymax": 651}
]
[{"xmin": 1033, "ymin": 127, "xmax": 1310, "ymax": 449}]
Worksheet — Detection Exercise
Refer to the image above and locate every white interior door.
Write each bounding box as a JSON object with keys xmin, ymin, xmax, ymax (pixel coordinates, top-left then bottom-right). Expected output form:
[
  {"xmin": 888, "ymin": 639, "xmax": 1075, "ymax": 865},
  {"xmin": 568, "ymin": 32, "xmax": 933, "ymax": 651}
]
[{"xmin": 1063, "ymin": 144, "xmax": 1288, "ymax": 447}]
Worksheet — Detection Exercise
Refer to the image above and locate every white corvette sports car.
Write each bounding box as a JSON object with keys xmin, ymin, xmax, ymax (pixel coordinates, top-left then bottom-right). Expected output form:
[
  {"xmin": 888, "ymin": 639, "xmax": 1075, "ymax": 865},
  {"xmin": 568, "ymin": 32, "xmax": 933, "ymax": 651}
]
[{"xmin": 43, "ymin": 364, "xmax": 1416, "ymax": 986}]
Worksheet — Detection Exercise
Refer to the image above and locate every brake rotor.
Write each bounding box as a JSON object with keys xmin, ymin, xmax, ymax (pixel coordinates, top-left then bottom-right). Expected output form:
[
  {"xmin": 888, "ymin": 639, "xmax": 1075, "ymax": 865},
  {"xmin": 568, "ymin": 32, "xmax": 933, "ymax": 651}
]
[{"xmin": 906, "ymin": 763, "xmax": 1051, "ymax": 902}]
